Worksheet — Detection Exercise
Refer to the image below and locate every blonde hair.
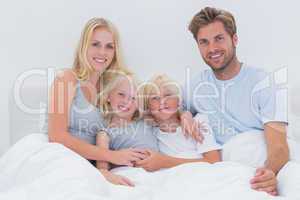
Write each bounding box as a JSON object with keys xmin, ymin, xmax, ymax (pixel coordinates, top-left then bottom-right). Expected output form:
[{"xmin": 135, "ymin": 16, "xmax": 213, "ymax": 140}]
[
  {"xmin": 141, "ymin": 74, "xmax": 182, "ymax": 115},
  {"xmin": 73, "ymin": 17, "xmax": 127, "ymax": 85},
  {"xmin": 99, "ymin": 70, "xmax": 143, "ymax": 123},
  {"xmin": 188, "ymin": 7, "xmax": 237, "ymax": 41}
]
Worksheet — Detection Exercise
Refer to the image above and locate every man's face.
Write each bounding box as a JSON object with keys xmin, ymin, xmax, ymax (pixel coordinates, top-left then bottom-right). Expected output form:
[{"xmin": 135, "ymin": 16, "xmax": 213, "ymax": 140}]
[{"xmin": 196, "ymin": 21, "xmax": 238, "ymax": 71}]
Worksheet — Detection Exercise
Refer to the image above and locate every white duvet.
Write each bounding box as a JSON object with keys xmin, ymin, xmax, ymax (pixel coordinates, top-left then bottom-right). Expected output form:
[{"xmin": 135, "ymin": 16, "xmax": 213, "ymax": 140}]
[{"xmin": 0, "ymin": 134, "xmax": 292, "ymax": 200}]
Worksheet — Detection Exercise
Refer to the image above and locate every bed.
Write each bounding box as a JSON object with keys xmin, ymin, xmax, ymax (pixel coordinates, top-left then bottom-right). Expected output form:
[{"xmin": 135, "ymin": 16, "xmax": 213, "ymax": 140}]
[{"xmin": 2, "ymin": 70, "xmax": 300, "ymax": 200}]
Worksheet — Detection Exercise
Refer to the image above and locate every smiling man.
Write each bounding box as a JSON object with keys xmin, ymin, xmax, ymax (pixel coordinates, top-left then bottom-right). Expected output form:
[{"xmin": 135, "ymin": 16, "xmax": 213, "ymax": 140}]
[{"xmin": 184, "ymin": 7, "xmax": 290, "ymax": 196}]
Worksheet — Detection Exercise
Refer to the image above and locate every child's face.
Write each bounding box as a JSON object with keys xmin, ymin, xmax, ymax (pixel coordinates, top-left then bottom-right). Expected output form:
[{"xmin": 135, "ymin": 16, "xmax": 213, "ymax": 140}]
[
  {"xmin": 108, "ymin": 78, "xmax": 138, "ymax": 120},
  {"xmin": 148, "ymin": 85, "xmax": 180, "ymax": 121}
]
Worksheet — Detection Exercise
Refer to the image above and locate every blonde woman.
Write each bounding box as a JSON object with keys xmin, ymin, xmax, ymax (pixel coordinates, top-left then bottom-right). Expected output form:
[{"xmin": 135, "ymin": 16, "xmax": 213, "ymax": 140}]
[{"xmin": 48, "ymin": 18, "xmax": 145, "ymax": 166}]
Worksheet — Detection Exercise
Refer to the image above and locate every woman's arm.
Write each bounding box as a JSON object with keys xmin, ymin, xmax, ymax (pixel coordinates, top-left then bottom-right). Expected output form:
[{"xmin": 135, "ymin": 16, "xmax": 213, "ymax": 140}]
[
  {"xmin": 48, "ymin": 70, "xmax": 151, "ymax": 165},
  {"xmin": 135, "ymin": 150, "xmax": 221, "ymax": 172},
  {"xmin": 48, "ymin": 70, "xmax": 112, "ymax": 161}
]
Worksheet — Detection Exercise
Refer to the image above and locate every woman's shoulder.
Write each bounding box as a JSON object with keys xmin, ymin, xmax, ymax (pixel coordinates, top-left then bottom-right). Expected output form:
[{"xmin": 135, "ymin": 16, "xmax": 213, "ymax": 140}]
[
  {"xmin": 54, "ymin": 68, "xmax": 78, "ymax": 85},
  {"xmin": 50, "ymin": 69, "xmax": 79, "ymax": 99}
]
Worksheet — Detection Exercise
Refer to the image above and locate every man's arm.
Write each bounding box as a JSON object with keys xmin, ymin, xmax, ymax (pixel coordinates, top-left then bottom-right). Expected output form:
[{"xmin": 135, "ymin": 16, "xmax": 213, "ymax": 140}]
[
  {"xmin": 180, "ymin": 111, "xmax": 204, "ymax": 143},
  {"xmin": 263, "ymin": 122, "xmax": 289, "ymax": 174},
  {"xmin": 250, "ymin": 121, "xmax": 289, "ymax": 196}
]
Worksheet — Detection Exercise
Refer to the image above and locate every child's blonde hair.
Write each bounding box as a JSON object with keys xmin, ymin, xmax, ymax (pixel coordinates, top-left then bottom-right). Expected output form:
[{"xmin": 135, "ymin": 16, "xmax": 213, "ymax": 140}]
[
  {"xmin": 141, "ymin": 74, "xmax": 182, "ymax": 116},
  {"xmin": 99, "ymin": 70, "xmax": 143, "ymax": 123}
]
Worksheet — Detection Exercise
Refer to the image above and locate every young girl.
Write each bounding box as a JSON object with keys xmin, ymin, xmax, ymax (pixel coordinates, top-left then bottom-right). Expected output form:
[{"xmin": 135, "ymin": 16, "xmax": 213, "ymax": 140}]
[
  {"xmin": 96, "ymin": 71, "xmax": 159, "ymax": 186},
  {"xmin": 134, "ymin": 74, "xmax": 221, "ymax": 171}
]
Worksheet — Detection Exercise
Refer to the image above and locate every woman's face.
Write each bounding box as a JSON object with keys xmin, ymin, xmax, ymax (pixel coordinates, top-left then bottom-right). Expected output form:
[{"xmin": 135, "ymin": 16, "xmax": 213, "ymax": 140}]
[
  {"xmin": 87, "ymin": 27, "xmax": 115, "ymax": 73},
  {"xmin": 108, "ymin": 78, "xmax": 138, "ymax": 121},
  {"xmin": 148, "ymin": 85, "xmax": 180, "ymax": 121}
]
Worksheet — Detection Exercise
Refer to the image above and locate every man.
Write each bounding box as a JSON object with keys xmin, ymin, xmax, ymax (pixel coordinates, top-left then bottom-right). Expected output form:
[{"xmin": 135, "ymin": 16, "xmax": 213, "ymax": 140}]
[{"xmin": 185, "ymin": 7, "xmax": 289, "ymax": 196}]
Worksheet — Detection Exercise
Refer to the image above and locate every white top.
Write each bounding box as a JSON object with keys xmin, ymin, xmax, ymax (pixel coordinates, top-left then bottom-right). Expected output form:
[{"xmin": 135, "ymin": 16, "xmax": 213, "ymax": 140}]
[{"xmin": 155, "ymin": 114, "xmax": 222, "ymax": 159}]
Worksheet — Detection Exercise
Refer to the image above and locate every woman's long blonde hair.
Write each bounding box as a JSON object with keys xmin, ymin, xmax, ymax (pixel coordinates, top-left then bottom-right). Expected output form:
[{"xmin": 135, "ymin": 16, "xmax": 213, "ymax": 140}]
[
  {"xmin": 98, "ymin": 70, "xmax": 143, "ymax": 123},
  {"xmin": 72, "ymin": 17, "xmax": 127, "ymax": 85}
]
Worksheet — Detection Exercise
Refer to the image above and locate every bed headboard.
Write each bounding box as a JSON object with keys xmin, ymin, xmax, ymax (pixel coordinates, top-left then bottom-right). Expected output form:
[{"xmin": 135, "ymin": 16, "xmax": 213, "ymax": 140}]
[{"xmin": 9, "ymin": 69, "xmax": 53, "ymax": 145}]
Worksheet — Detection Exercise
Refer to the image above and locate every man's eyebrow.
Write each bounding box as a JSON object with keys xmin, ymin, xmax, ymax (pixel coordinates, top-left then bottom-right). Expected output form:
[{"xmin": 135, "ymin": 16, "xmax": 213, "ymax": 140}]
[{"xmin": 214, "ymin": 34, "xmax": 224, "ymax": 38}]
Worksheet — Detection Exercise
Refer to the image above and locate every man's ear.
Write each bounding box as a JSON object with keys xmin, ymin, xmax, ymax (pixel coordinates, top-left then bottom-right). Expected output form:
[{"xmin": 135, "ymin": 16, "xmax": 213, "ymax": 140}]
[{"xmin": 232, "ymin": 34, "xmax": 238, "ymax": 47}]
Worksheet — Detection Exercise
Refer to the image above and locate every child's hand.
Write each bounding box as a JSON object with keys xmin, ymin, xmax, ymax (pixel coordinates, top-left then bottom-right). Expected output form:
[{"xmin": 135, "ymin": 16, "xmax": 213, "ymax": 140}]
[
  {"xmin": 109, "ymin": 148, "xmax": 148, "ymax": 166},
  {"xmin": 135, "ymin": 150, "xmax": 164, "ymax": 172},
  {"xmin": 100, "ymin": 169, "xmax": 135, "ymax": 187},
  {"xmin": 180, "ymin": 111, "xmax": 205, "ymax": 143}
]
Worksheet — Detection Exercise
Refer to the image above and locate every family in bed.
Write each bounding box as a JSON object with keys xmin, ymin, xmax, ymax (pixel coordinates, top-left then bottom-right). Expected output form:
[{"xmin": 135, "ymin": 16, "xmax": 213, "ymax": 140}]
[{"xmin": 48, "ymin": 7, "xmax": 293, "ymax": 197}]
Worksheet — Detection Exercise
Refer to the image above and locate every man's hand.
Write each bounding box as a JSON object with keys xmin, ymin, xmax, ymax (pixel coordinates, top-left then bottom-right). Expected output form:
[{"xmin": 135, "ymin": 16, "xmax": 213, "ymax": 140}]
[
  {"xmin": 180, "ymin": 111, "xmax": 204, "ymax": 143},
  {"xmin": 135, "ymin": 150, "xmax": 165, "ymax": 172},
  {"xmin": 250, "ymin": 167, "xmax": 278, "ymax": 196}
]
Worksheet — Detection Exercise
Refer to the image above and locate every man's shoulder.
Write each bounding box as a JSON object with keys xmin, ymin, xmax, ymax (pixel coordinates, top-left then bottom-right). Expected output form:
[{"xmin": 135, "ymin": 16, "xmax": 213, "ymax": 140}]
[
  {"xmin": 190, "ymin": 68, "xmax": 213, "ymax": 85},
  {"xmin": 243, "ymin": 65, "xmax": 269, "ymax": 80}
]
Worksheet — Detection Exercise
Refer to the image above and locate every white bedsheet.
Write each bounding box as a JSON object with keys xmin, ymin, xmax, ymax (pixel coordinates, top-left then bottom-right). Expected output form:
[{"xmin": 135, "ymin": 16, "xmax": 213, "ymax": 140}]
[
  {"xmin": 221, "ymin": 130, "xmax": 300, "ymax": 199},
  {"xmin": 0, "ymin": 134, "xmax": 289, "ymax": 200}
]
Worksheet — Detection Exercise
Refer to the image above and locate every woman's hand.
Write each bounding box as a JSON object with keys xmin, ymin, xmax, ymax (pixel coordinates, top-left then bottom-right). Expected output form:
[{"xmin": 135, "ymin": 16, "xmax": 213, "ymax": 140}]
[
  {"xmin": 180, "ymin": 111, "xmax": 205, "ymax": 143},
  {"xmin": 135, "ymin": 150, "xmax": 165, "ymax": 172},
  {"xmin": 109, "ymin": 148, "xmax": 148, "ymax": 166},
  {"xmin": 100, "ymin": 169, "xmax": 135, "ymax": 187}
]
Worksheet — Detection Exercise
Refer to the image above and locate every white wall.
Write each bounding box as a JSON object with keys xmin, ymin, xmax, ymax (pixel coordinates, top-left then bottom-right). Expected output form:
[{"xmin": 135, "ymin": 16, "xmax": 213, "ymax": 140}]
[{"xmin": 1, "ymin": 0, "xmax": 299, "ymax": 155}]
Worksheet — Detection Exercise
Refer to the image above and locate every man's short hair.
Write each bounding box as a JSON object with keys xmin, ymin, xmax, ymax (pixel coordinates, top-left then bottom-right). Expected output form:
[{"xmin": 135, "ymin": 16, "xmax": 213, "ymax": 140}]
[{"xmin": 188, "ymin": 7, "xmax": 237, "ymax": 40}]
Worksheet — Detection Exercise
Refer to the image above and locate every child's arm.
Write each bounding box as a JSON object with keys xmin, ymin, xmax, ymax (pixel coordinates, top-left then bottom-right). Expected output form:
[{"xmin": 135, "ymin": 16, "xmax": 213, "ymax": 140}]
[
  {"xmin": 135, "ymin": 150, "xmax": 221, "ymax": 172},
  {"xmin": 96, "ymin": 132, "xmax": 111, "ymax": 171},
  {"xmin": 201, "ymin": 150, "xmax": 221, "ymax": 163},
  {"xmin": 96, "ymin": 131, "xmax": 135, "ymax": 187}
]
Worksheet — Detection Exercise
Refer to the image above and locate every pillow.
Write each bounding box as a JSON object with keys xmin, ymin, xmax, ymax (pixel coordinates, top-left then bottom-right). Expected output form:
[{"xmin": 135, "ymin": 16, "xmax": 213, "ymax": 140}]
[
  {"xmin": 222, "ymin": 130, "xmax": 300, "ymax": 168},
  {"xmin": 222, "ymin": 130, "xmax": 267, "ymax": 168}
]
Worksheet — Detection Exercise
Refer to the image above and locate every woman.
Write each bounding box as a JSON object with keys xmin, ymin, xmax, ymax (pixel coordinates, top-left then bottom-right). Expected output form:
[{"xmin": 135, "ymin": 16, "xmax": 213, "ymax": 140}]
[{"xmin": 48, "ymin": 18, "xmax": 146, "ymax": 166}]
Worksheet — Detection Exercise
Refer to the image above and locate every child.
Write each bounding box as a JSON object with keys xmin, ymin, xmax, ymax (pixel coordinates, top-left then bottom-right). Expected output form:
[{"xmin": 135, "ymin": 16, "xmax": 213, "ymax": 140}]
[
  {"xmin": 96, "ymin": 72, "xmax": 213, "ymax": 186},
  {"xmin": 96, "ymin": 71, "xmax": 159, "ymax": 186},
  {"xmin": 140, "ymin": 74, "xmax": 221, "ymax": 164}
]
